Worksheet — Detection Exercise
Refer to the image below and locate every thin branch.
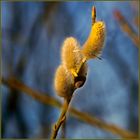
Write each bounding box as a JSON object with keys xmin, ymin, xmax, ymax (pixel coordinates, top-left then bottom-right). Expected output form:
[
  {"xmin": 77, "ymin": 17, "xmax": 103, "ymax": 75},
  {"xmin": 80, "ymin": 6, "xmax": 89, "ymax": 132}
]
[
  {"xmin": 113, "ymin": 10, "xmax": 140, "ymax": 48},
  {"xmin": 51, "ymin": 98, "xmax": 71, "ymax": 139},
  {"xmin": 61, "ymin": 118, "xmax": 66, "ymax": 138},
  {"xmin": 50, "ymin": 57, "xmax": 87, "ymax": 139},
  {"xmin": 70, "ymin": 108, "xmax": 137, "ymax": 139},
  {"xmin": 1, "ymin": 77, "xmax": 137, "ymax": 138},
  {"xmin": 2, "ymin": 77, "xmax": 61, "ymax": 108}
]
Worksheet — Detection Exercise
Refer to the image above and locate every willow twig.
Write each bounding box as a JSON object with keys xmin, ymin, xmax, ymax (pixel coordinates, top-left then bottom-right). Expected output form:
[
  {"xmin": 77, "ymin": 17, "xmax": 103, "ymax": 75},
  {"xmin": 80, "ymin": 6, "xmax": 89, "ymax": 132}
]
[
  {"xmin": 61, "ymin": 118, "xmax": 66, "ymax": 138},
  {"xmin": 1, "ymin": 77, "xmax": 137, "ymax": 138},
  {"xmin": 51, "ymin": 57, "xmax": 87, "ymax": 139},
  {"xmin": 51, "ymin": 98, "xmax": 71, "ymax": 139}
]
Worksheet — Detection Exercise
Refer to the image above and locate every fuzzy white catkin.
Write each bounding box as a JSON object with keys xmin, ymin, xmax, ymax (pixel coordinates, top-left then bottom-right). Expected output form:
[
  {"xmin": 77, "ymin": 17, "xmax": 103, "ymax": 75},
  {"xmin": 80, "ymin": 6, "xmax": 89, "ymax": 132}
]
[
  {"xmin": 54, "ymin": 65, "xmax": 74, "ymax": 98},
  {"xmin": 61, "ymin": 37, "xmax": 87, "ymax": 77},
  {"xmin": 82, "ymin": 21, "xmax": 106, "ymax": 60}
]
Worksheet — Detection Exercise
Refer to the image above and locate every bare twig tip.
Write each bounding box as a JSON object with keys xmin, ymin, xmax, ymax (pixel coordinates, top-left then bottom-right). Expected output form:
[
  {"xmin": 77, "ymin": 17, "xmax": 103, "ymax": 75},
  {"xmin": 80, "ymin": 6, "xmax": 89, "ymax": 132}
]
[{"xmin": 92, "ymin": 6, "xmax": 96, "ymax": 24}]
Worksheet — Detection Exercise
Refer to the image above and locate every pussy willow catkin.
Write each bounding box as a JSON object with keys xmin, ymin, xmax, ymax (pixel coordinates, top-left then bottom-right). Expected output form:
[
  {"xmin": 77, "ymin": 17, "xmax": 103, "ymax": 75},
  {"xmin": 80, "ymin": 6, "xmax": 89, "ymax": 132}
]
[
  {"xmin": 54, "ymin": 65, "xmax": 74, "ymax": 99},
  {"xmin": 61, "ymin": 37, "xmax": 86, "ymax": 77},
  {"xmin": 82, "ymin": 21, "xmax": 106, "ymax": 60}
]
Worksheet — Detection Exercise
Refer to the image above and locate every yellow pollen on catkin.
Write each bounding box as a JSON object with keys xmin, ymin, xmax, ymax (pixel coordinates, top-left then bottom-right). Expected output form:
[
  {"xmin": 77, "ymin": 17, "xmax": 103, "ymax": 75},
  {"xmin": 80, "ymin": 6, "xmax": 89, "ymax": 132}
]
[
  {"xmin": 54, "ymin": 65, "xmax": 74, "ymax": 98},
  {"xmin": 82, "ymin": 21, "xmax": 106, "ymax": 60}
]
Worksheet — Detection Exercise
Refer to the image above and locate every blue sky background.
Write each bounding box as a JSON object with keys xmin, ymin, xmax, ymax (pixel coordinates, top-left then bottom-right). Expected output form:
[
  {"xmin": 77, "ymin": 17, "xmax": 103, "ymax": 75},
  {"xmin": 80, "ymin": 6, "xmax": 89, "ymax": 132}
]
[{"xmin": 2, "ymin": 1, "xmax": 138, "ymax": 138}]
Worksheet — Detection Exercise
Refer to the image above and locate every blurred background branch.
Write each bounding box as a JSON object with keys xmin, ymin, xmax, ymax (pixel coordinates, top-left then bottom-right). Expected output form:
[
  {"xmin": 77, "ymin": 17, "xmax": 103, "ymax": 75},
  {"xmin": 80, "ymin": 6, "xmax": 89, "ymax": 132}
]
[
  {"xmin": 113, "ymin": 9, "xmax": 140, "ymax": 48},
  {"xmin": 1, "ymin": 77, "xmax": 138, "ymax": 138}
]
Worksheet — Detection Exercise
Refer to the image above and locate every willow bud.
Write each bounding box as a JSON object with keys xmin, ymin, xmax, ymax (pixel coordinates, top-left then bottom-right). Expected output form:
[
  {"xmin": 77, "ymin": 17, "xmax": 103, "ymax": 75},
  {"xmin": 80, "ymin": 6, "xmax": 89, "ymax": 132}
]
[
  {"xmin": 82, "ymin": 21, "xmax": 106, "ymax": 60},
  {"xmin": 61, "ymin": 37, "xmax": 85, "ymax": 77},
  {"xmin": 76, "ymin": 60, "xmax": 88, "ymax": 88},
  {"xmin": 54, "ymin": 65, "xmax": 74, "ymax": 99}
]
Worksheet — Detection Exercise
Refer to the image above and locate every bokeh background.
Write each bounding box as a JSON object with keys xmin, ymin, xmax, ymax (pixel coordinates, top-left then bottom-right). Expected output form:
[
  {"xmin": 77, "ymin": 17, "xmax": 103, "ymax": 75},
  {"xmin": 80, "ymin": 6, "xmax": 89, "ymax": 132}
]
[{"xmin": 1, "ymin": 1, "xmax": 139, "ymax": 139}]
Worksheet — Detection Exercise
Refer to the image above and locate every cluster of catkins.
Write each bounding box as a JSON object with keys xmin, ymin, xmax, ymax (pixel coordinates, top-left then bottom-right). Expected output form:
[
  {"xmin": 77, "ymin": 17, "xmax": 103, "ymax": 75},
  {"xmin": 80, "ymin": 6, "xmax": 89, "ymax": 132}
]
[{"xmin": 54, "ymin": 9, "xmax": 106, "ymax": 100}]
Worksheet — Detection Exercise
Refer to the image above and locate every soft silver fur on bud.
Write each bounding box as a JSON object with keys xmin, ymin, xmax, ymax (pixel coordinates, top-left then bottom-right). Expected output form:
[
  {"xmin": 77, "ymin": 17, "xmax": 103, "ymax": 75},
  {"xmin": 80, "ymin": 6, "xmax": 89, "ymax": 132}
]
[
  {"xmin": 61, "ymin": 37, "xmax": 86, "ymax": 77},
  {"xmin": 54, "ymin": 65, "xmax": 74, "ymax": 98}
]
